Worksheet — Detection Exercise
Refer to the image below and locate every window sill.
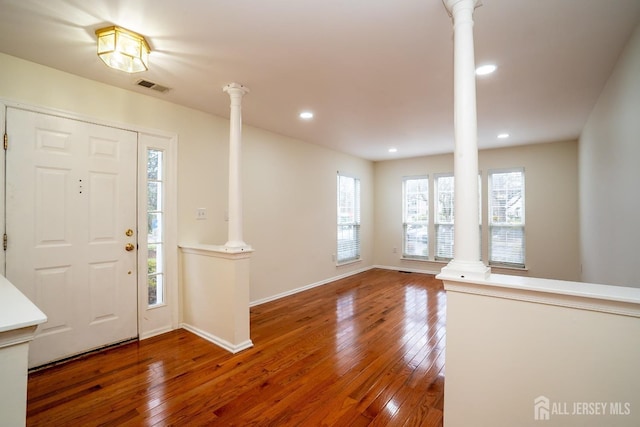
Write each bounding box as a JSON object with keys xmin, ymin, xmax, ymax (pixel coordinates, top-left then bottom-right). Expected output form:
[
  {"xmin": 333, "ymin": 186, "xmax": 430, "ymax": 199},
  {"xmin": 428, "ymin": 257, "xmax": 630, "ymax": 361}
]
[
  {"xmin": 336, "ymin": 258, "xmax": 361, "ymax": 267},
  {"xmin": 400, "ymin": 258, "xmax": 528, "ymax": 272},
  {"xmin": 400, "ymin": 257, "xmax": 433, "ymax": 262},
  {"xmin": 490, "ymin": 264, "xmax": 528, "ymax": 272},
  {"xmin": 400, "ymin": 257, "xmax": 451, "ymax": 264}
]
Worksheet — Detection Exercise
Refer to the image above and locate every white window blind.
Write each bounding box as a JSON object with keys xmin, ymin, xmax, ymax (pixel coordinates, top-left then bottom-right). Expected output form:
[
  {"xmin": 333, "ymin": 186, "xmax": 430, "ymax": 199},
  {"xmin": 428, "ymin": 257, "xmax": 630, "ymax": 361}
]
[
  {"xmin": 489, "ymin": 168, "xmax": 525, "ymax": 267},
  {"xmin": 337, "ymin": 174, "xmax": 361, "ymax": 263},
  {"xmin": 434, "ymin": 175, "xmax": 455, "ymax": 260},
  {"xmin": 402, "ymin": 177, "xmax": 429, "ymax": 259},
  {"xmin": 434, "ymin": 174, "xmax": 482, "ymax": 261}
]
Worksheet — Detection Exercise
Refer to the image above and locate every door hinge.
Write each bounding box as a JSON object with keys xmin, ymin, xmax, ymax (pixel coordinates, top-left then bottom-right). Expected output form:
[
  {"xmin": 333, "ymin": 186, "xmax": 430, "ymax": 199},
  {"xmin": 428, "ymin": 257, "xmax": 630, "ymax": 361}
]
[
  {"xmin": 3, "ymin": 234, "xmax": 7, "ymax": 251},
  {"xmin": 3, "ymin": 133, "xmax": 7, "ymax": 150}
]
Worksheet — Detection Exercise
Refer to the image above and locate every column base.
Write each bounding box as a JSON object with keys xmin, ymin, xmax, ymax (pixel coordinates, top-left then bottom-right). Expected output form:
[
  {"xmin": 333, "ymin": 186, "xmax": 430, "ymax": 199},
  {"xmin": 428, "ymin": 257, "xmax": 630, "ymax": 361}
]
[{"xmin": 438, "ymin": 259, "xmax": 491, "ymax": 281}]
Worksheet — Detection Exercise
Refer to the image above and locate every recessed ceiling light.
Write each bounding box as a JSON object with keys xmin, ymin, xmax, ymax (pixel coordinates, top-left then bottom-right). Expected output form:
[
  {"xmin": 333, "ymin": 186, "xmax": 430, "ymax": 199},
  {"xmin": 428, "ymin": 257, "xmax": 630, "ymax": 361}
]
[
  {"xmin": 299, "ymin": 111, "xmax": 314, "ymax": 120},
  {"xmin": 476, "ymin": 64, "xmax": 497, "ymax": 76},
  {"xmin": 497, "ymin": 133, "xmax": 510, "ymax": 139},
  {"xmin": 388, "ymin": 148, "xmax": 398, "ymax": 153}
]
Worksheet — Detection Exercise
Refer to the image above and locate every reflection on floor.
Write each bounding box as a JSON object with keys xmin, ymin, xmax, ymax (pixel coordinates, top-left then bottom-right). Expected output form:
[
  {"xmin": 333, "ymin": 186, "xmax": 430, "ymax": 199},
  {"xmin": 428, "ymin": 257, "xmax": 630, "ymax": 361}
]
[{"xmin": 27, "ymin": 268, "xmax": 446, "ymax": 426}]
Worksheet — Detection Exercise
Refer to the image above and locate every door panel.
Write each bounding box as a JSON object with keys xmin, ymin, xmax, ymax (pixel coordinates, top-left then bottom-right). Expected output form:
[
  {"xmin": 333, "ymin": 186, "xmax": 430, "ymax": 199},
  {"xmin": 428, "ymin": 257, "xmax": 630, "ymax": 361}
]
[
  {"xmin": 34, "ymin": 266, "xmax": 73, "ymax": 336},
  {"xmin": 6, "ymin": 107, "xmax": 138, "ymax": 368}
]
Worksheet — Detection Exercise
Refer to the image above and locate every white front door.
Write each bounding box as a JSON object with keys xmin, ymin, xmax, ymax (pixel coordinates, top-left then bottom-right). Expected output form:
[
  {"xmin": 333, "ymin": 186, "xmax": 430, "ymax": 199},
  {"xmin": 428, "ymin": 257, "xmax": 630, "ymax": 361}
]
[{"xmin": 5, "ymin": 107, "xmax": 138, "ymax": 368}]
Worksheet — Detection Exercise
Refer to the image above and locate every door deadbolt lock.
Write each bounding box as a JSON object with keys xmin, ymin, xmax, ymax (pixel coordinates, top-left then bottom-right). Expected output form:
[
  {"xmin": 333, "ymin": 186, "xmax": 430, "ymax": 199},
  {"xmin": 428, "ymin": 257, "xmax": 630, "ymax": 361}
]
[
  {"xmin": 125, "ymin": 229, "xmax": 134, "ymax": 237},
  {"xmin": 125, "ymin": 243, "xmax": 135, "ymax": 252}
]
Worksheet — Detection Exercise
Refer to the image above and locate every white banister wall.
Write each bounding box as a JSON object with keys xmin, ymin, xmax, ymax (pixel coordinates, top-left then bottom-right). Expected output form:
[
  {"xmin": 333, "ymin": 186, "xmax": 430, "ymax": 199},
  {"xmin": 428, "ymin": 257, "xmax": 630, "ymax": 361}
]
[
  {"xmin": 0, "ymin": 275, "xmax": 47, "ymax": 426},
  {"xmin": 437, "ymin": 1, "xmax": 640, "ymax": 426},
  {"xmin": 441, "ymin": 275, "xmax": 640, "ymax": 426},
  {"xmin": 440, "ymin": 0, "xmax": 490, "ymax": 281},
  {"xmin": 179, "ymin": 83, "xmax": 253, "ymax": 353},
  {"xmin": 180, "ymin": 244, "xmax": 253, "ymax": 353}
]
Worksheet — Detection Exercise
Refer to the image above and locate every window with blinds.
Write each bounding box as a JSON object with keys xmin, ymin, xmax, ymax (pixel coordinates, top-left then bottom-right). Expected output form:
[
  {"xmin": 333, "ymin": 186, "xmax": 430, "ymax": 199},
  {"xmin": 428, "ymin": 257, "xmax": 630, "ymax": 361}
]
[
  {"xmin": 337, "ymin": 174, "xmax": 361, "ymax": 264},
  {"xmin": 434, "ymin": 174, "xmax": 482, "ymax": 261},
  {"xmin": 402, "ymin": 177, "xmax": 429, "ymax": 259},
  {"xmin": 489, "ymin": 168, "xmax": 525, "ymax": 267},
  {"xmin": 434, "ymin": 174, "xmax": 455, "ymax": 260}
]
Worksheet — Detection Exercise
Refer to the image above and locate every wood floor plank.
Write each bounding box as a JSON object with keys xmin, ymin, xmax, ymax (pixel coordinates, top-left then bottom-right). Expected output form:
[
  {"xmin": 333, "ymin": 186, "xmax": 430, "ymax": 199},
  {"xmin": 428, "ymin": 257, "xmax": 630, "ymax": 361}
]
[{"xmin": 27, "ymin": 268, "xmax": 445, "ymax": 426}]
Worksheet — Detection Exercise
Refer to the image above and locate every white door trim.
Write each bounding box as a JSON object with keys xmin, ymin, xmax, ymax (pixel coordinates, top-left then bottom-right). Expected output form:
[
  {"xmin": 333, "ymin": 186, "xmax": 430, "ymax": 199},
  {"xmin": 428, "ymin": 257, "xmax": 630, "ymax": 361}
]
[
  {"xmin": 137, "ymin": 132, "xmax": 179, "ymax": 339},
  {"xmin": 0, "ymin": 103, "xmax": 5, "ymax": 273},
  {"xmin": 1, "ymin": 99, "xmax": 179, "ymax": 340}
]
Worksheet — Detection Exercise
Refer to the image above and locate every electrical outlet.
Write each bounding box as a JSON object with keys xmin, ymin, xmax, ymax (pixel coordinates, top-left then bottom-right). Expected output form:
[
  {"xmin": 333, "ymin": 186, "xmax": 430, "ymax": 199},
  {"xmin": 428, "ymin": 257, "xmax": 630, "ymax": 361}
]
[
  {"xmin": 393, "ymin": 247, "xmax": 397, "ymax": 253},
  {"xmin": 196, "ymin": 208, "xmax": 207, "ymax": 220}
]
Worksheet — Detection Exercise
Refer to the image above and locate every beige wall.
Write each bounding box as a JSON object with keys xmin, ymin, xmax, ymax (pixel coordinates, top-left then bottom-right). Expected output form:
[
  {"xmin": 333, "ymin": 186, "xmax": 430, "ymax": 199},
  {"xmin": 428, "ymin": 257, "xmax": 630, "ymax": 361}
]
[
  {"xmin": 0, "ymin": 52, "xmax": 229, "ymax": 247},
  {"xmin": 580, "ymin": 24, "xmax": 640, "ymax": 288},
  {"xmin": 0, "ymin": 52, "xmax": 374, "ymax": 308},
  {"xmin": 243, "ymin": 127, "xmax": 374, "ymax": 303},
  {"xmin": 0, "ymin": 52, "xmax": 581, "ymax": 304},
  {"xmin": 374, "ymin": 140, "xmax": 580, "ymax": 281}
]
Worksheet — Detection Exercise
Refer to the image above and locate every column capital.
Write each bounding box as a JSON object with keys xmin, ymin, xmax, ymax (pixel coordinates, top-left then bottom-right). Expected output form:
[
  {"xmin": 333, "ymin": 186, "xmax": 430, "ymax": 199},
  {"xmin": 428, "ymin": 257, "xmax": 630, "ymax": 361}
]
[
  {"xmin": 223, "ymin": 82, "xmax": 250, "ymax": 96},
  {"xmin": 443, "ymin": 0, "xmax": 481, "ymax": 17}
]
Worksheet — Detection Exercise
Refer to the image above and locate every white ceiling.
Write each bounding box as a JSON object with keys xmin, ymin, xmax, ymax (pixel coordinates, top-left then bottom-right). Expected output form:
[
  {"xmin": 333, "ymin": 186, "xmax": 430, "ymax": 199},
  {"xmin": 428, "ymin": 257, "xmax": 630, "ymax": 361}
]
[{"xmin": 0, "ymin": 0, "xmax": 639, "ymax": 161}]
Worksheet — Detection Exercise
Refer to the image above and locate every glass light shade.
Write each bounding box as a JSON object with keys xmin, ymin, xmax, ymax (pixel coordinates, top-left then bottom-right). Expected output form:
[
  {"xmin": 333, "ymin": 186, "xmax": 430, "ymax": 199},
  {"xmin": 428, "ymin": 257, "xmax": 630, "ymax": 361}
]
[{"xmin": 96, "ymin": 26, "xmax": 150, "ymax": 73}]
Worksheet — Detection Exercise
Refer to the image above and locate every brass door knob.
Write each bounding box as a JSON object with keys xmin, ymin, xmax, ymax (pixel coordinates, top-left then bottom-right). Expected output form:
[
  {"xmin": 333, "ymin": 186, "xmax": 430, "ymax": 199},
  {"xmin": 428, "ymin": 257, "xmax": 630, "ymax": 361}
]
[
  {"xmin": 125, "ymin": 243, "xmax": 135, "ymax": 252},
  {"xmin": 125, "ymin": 229, "xmax": 134, "ymax": 237}
]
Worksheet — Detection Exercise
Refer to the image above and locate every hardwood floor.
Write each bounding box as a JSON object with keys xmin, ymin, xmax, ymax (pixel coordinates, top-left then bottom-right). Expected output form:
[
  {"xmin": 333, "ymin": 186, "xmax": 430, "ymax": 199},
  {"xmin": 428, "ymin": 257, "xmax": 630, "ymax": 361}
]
[{"xmin": 27, "ymin": 268, "xmax": 446, "ymax": 426}]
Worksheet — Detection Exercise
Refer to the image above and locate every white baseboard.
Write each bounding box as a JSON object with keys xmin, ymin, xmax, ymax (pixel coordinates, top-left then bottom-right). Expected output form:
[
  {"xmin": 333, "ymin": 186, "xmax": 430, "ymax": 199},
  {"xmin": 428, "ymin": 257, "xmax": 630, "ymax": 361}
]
[
  {"xmin": 249, "ymin": 265, "xmax": 375, "ymax": 307},
  {"xmin": 180, "ymin": 323, "xmax": 254, "ymax": 354}
]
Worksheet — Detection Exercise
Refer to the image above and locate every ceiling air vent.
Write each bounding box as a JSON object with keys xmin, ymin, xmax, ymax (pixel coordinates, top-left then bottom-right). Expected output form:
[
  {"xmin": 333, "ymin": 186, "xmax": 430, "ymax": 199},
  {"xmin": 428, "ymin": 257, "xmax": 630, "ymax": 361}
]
[{"xmin": 135, "ymin": 79, "xmax": 171, "ymax": 93}]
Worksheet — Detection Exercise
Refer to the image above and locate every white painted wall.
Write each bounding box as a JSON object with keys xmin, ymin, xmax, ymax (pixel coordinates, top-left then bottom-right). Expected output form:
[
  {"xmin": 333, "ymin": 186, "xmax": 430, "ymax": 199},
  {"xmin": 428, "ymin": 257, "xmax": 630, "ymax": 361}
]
[
  {"xmin": 180, "ymin": 246, "xmax": 252, "ymax": 352},
  {"xmin": 444, "ymin": 281, "xmax": 640, "ymax": 427},
  {"xmin": 374, "ymin": 140, "xmax": 580, "ymax": 281},
  {"xmin": 0, "ymin": 275, "xmax": 47, "ymax": 427},
  {"xmin": 0, "ymin": 342, "xmax": 30, "ymax": 426},
  {"xmin": 579, "ymin": 24, "xmax": 640, "ymax": 288}
]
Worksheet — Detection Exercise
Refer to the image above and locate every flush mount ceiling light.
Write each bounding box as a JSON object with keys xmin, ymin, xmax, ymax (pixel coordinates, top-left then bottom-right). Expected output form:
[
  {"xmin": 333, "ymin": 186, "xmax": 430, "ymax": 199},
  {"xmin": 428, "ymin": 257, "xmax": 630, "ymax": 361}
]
[
  {"xmin": 475, "ymin": 64, "xmax": 497, "ymax": 76},
  {"xmin": 95, "ymin": 26, "xmax": 150, "ymax": 73},
  {"xmin": 388, "ymin": 148, "xmax": 398, "ymax": 153},
  {"xmin": 299, "ymin": 111, "xmax": 314, "ymax": 120},
  {"xmin": 497, "ymin": 133, "xmax": 510, "ymax": 139}
]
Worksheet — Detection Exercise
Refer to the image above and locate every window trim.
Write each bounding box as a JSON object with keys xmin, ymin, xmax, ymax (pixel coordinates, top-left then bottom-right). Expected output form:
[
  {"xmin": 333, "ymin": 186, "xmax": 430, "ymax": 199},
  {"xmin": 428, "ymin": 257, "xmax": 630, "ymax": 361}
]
[
  {"xmin": 488, "ymin": 167, "xmax": 526, "ymax": 268},
  {"xmin": 146, "ymin": 148, "xmax": 166, "ymax": 309},
  {"xmin": 336, "ymin": 173, "xmax": 361, "ymax": 265},
  {"xmin": 434, "ymin": 173, "xmax": 455, "ymax": 261},
  {"xmin": 137, "ymin": 131, "xmax": 179, "ymax": 339},
  {"xmin": 402, "ymin": 176, "xmax": 429, "ymax": 260}
]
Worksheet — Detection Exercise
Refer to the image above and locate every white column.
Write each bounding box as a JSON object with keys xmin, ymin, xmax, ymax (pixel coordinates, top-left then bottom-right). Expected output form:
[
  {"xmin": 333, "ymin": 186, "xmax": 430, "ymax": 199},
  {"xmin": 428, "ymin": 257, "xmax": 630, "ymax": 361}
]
[
  {"xmin": 439, "ymin": 0, "xmax": 490, "ymax": 280},
  {"xmin": 223, "ymin": 83, "xmax": 251, "ymax": 249}
]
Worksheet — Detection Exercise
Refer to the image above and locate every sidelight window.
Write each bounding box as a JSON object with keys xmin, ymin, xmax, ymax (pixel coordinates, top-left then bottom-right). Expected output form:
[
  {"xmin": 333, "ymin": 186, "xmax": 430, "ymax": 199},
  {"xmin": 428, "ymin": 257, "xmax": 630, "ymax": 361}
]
[{"xmin": 147, "ymin": 149, "xmax": 165, "ymax": 306}]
